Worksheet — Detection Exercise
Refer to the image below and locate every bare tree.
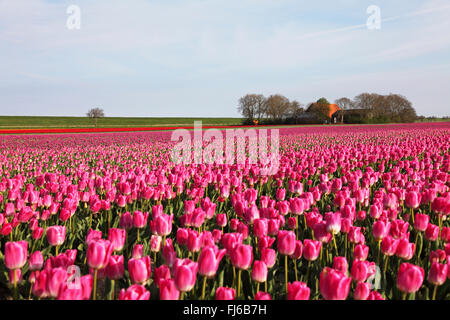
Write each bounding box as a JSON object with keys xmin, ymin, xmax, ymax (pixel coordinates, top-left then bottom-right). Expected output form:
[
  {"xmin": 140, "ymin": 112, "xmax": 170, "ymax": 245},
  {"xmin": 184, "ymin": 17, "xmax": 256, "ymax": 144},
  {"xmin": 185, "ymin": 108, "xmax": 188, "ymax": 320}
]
[
  {"xmin": 335, "ymin": 97, "xmax": 354, "ymax": 123},
  {"xmin": 86, "ymin": 107, "xmax": 105, "ymax": 127},
  {"xmin": 265, "ymin": 94, "xmax": 291, "ymax": 121},
  {"xmin": 238, "ymin": 94, "xmax": 267, "ymax": 123}
]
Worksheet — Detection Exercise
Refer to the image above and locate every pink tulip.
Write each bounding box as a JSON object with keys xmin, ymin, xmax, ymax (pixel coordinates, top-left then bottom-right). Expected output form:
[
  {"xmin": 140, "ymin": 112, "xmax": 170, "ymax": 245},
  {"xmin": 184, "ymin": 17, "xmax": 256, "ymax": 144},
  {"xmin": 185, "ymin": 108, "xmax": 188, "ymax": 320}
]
[
  {"xmin": 159, "ymin": 279, "xmax": 180, "ymax": 300},
  {"xmin": 133, "ymin": 211, "xmax": 149, "ymax": 229},
  {"xmin": 425, "ymin": 224, "xmax": 439, "ymax": 241},
  {"xmin": 4, "ymin": 241, "xmax": 28, "ymax": 270},
  {"xmin": 46, "ymin": 226, "xmax": 66, "ymax": 246},
  {"xmin": 397, "ymin": 263, "xmax": 424, "ymax": 294},
  {"xmin": 154, "ymin": 265, "xmax": 171, "ymax": 287},
  {"xmin": 29, "ymin": 251, "xmax": 43, "ymax": 271},
  {"xmin": 251, "ymin": 260, "xmax": 268, "ymax": 283},
  {"xmin": 428, "ymin": 262, "xmax": 448, "ymax": 286},
  {"xmin": 260, "ymin": 248, "xmax": 277, "ymax": 268},
  {"xmin": 353, "ymin": 244, "xmax": 369, "ymax": 261},
  {"xmin": 319, "ymin": 267, "xmax": 351, "ymax": 300},
  {"xmin": 396, "ymin": 239, "xmax": 415, "ymax": 260},
  {"xmin": 132, "ymin": 244, "xmax": 144, "ymax": 259},
  {"xmin": 86, "ymin": 239, "xmax": 113, "ymax": 270},
  {"xmin": 128, "ymin": 256, "xmax": 152, "ymax": 284},
  {"xmin": 173, "ymin": 258, "xmax": 198, "ymax": 292},
  {"xmin": 108, "ymin": 228, "xmax": 126, "ymax": 252},
  {"xmin": 216, "ymin": 287, "xmax": 235, "ymax": 300},
  {"xmin": 46, "ymin": 267, "xmax": 68, "ymax": 298},
  {"xmin": 254, "ymin": 291, "xmax": 272, "ymax": 300},
  {"xmin": 351, "ymin": 260, "xmax": 370, "ymax": 282},
  {"xmin": 372, "ymin": 220, "xmax": 389, "ymax": 241},
  {"xmin": 277, "ymin": 230, "xmax": 296, "ymax": 256},
  {"xmin": 230, "ymin": 244, "xmax": 253, "ymax": 270},
  {"xmin": 332, "ymin": 256, "xmax": 348, "ymax": 274},
  {"xmin": 198, "ymin": 246, "xmax": 226, "ymax": 278},
  {"xmin": 354, "ymin": 282, "xmax": 371, "ymax": 300},
  {"xmin": 414, "ymin": 214, "xmax": 429, "ymax": 232},
  {"xmin": 119, "ymin": 284, "xmax": 150, "ymax": 300},
  {"xmin": 287, "ymin": 281, "xmax": 310, "ymax": 300},
  {"xmin": 405, "ymin": 191, "xmax": 421, "ymax": 209},
  {"xmin": 303, "ymin": 239, "xmax": 322, "ymax": 261},
  {"xmin": 106, "ymin": 255, "xmax": 124, "ymax": 280}
]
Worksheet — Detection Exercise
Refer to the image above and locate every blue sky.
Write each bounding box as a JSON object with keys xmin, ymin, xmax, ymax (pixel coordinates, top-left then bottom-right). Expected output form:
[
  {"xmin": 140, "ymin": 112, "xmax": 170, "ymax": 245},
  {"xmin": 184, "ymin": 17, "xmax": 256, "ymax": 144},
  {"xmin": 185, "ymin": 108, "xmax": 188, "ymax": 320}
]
[{"xmin": 1, "ymin": 0, "xmax": 450, "ymax": 117}]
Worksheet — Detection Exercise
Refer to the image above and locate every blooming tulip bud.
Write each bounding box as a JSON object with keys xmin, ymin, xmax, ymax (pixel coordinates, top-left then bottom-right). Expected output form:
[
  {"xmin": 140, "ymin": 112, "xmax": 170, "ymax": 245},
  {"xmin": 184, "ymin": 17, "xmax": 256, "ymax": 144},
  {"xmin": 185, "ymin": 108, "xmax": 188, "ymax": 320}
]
[
  {"xmin": 287, "ymin": 281, "xmax": 310, "ymax": 300},
  {"xmin": 319, "ymin": 267, "xmax": 351, "ymax": 300},
  {"xmin": 397, "ymin": 263, "xmax": 424, "ymax": 294},
  {"xmin": 46, "ymin": 226, "xmax": 66, "ymax": 246},
  {"xmin": 251, "ymin": 260, "xmax": 268, "ymax": 283},
  {"xmin": 119, "ymin": 284, "xmax": 150, "ymax": 300},
  {"xmin": 4, "ymin": 241, "xmax": 28, "ymax": 270},
  {"xmin": 215, "ymin": 287, "xmax": 235, "ymax": 300},
  {"xmin": 159, "ymin": 279, "xmax": 180, "ymax": 300}
]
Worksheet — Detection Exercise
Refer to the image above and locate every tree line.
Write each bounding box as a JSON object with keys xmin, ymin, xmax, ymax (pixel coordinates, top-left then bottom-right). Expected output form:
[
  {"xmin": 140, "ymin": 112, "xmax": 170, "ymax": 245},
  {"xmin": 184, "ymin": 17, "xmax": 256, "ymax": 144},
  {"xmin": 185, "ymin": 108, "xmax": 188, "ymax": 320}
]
[{"xmin": 238, "ymin": 93, "xmax": 417, "ymax": 125}]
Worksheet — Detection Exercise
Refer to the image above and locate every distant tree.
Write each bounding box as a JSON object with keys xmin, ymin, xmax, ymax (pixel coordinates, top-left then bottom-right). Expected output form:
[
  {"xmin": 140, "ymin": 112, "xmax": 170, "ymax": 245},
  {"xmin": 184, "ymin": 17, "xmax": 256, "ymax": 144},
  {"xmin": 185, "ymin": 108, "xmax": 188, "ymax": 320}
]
[
  {"xmin": 288, "ymin": 100, "xmax": 304, "ymax": 124},
  {"xmin": 238, "ymin": 94, "xmax": 267, "ymax": 123},
  {"xmin": 86, "ymin": 107, "xmax": 105, "ymax": 127},
  {"xmin": 334, "ymin": 97, "xmax": 354, "ymax": 123},
  {"xmin": 265, "ymin": 94, "xmax": 291, "ymax": 121},
  {"xmin": 316, "ymin": 97, "xmax": 330, "ymax": 105}
]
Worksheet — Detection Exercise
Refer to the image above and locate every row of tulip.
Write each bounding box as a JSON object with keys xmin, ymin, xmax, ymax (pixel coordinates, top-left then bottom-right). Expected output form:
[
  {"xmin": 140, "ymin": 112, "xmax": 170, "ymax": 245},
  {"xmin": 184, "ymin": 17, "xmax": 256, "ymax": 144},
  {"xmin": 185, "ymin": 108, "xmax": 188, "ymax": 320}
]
[{"xmin": 0, "ymin": 122, "xmax": 449, "ymax": 299}]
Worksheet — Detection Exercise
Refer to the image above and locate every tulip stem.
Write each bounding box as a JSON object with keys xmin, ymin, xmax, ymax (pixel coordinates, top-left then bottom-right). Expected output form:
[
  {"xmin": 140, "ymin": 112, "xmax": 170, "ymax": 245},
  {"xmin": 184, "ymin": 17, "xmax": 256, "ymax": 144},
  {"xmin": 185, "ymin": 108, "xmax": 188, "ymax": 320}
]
[
  {"xmin": 180, "ymin": 292, "xmax": 184, "ymax": 300},
  {"xmin": 237, "ymin": 269, "xmax": 242, "ymax": 299},
  {"xmin": 402, "ymin": 292, "xmax": 407, "ymax": 300},
  {"xmin": 265, "ymin": 280, "xmax": 267, "ymax": 292},
  {"xmin": 256, "ymin": 282, "xmax": 260, "ymax": 293},
  {"xmin": 28, "ymin": 282, "xmax": 33, "ymax": 300},
  {"xmin": 294, "ymin": 259, "xmax": 298, "ymax": 282},
  {"xmin": 432, "ymin": 285, "xmax": 438, "ymax": 300},
  {"xmin": 232, "ymin": 266, "xmax": 236, "ymax": 288},
  {"xmin": 93, "ymin": 269, "xmax": 98, "ymax": 300},
  {"xmin": 333, "ymin": 234, "xmax": 338, "ymax": 256},
  {"xmin": 285, "ymin": 255, "xmax": 288, "ymax": 293},
  {"xmin": 110, "ymin": 280, "xmax": 115, "ymax": 300},
  {"xmin": 201, "ymin": 276, "xmax": 207, "ymax": 300},
  {"xmin": 377, "ymin": 240, "xmax": 381, "ymax": 266},
  {"xmin": 305, "ymin": 261, "xmax": 311, "ymax": 285},
  {"xmin": 137, "ymin": 229, "xmax": 140, "ymax": 243},
  {"xmin": 13, "ymin": 269, "xmax": 17, "ymax": 300},
  {"xmin": 55, "ymin": 245, "xmax": 59, "ymax": 256},
  {"xmin": 383, "ymin": 255, "xmax": 389, "ymax": 276}
]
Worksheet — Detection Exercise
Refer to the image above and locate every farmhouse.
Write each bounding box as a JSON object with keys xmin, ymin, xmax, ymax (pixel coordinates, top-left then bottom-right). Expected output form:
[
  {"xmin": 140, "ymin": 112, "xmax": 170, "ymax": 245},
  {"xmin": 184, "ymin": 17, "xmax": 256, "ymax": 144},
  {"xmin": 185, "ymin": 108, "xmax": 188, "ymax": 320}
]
[{"xmin": 298, "ymin": 103, "xmax": 342, "ymax": 124}]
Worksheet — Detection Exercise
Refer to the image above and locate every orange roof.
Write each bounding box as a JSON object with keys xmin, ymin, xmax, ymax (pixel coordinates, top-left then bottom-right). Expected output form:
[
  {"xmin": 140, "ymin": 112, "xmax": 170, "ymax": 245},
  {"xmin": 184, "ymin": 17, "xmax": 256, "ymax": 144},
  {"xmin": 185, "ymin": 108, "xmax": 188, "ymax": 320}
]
[{"xmin": 308, "ymin": 103, "xmax": 341, "ymax": 118}]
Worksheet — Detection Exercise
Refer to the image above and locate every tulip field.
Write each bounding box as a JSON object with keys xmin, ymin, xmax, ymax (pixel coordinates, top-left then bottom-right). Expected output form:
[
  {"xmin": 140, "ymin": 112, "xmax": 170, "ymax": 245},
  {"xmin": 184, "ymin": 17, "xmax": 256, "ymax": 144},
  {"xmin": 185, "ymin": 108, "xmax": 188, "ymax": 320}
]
[{"xmin": 0, "ymin": 122, "xmax": 450, "ymax": 300}]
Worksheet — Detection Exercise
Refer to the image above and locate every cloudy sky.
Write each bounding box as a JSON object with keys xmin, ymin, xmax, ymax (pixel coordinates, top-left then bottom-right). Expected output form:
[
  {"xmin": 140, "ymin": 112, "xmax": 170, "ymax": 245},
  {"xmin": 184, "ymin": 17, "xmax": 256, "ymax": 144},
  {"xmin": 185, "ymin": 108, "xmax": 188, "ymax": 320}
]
[{"xmin": 1, "ymin": 0, "xmax": 450, "ymax": 117}]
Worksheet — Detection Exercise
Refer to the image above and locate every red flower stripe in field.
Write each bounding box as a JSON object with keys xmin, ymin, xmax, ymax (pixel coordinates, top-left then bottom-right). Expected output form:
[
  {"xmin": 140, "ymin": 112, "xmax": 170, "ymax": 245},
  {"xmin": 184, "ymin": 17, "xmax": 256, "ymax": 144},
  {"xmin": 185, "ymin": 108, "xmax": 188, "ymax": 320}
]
[{"xmin": 0, "ymin": 124, "xmax": 277, "ymax": 135}]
